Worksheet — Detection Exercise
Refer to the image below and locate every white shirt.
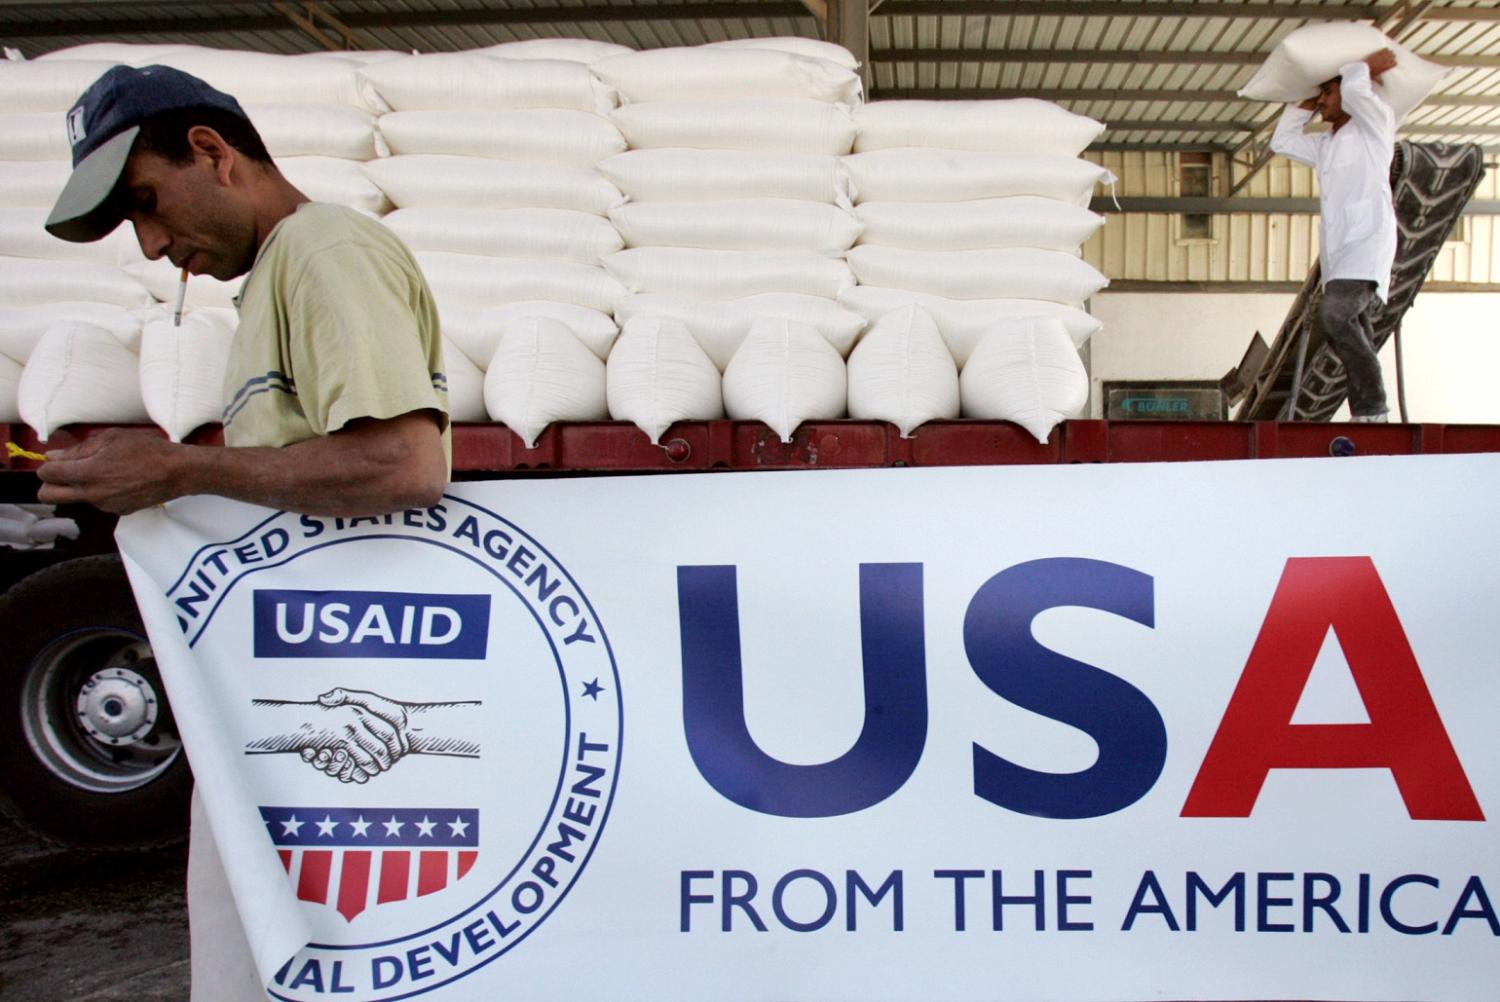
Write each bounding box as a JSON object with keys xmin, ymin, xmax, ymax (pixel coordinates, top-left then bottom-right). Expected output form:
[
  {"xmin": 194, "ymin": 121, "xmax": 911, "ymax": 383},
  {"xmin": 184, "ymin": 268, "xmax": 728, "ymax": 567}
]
[{"xmin": 1270, "ymin": 61, "xmax": 1398, "ymax": 302}]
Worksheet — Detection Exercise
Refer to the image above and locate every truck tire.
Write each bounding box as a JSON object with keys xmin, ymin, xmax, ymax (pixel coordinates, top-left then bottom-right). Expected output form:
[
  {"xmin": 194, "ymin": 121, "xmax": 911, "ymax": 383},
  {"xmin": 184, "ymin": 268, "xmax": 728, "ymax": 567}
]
[{"xmin": 0, "ymin": 555, "xmax": 190, "ymax": 849}]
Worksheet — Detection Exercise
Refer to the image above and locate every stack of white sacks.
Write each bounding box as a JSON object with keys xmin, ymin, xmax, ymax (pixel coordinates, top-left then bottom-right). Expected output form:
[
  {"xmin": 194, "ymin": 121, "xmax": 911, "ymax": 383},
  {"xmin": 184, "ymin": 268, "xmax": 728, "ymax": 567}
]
[
  {"xmin": 0, "ymin": 39, "xmax": 1117, "ymax": 449},
  {"xmin": 360, "ymin": 39, "xmax": 632, "ymax": 444},
  {"xmin": 0, "ymin": 43, "xmax": 394, "ymax": 442}
]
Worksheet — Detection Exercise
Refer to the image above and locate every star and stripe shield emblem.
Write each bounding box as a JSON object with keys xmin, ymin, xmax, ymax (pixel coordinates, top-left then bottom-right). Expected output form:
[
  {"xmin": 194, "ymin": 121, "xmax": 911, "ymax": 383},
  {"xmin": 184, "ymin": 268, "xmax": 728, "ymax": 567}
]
[{"xmin": 262, "ymin": 806, "xmax": 480, "ymax": 922}]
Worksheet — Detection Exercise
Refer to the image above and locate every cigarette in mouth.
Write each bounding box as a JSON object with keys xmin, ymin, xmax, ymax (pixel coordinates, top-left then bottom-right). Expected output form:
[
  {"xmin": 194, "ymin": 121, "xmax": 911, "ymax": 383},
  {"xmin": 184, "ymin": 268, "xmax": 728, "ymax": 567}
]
[{"xmin": 173, "ymin": 266, "xmax": 188, "ymax": 327}]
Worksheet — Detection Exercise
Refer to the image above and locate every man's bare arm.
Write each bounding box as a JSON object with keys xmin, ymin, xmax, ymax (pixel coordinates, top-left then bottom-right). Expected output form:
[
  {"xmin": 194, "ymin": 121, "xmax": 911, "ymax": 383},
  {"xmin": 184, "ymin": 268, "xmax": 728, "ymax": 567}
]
[{"xmin": 36, "ymin": 410, "xmax": 446, "ymax": 517}]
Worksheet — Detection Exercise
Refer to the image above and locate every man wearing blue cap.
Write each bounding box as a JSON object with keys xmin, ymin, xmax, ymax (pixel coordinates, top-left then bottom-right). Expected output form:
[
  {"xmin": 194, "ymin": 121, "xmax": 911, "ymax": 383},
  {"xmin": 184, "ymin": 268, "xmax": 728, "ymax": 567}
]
[{"xmin": 38, "ymin": 64, "xmax": 451, "ymax": 1000}]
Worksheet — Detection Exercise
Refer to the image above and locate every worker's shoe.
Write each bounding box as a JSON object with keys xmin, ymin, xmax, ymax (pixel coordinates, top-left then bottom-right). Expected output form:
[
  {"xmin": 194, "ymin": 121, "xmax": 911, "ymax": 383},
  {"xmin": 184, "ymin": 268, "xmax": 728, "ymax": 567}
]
[{"xmin": 1350, "ymin": 411, "xmax": 1390, "ymax": 423}]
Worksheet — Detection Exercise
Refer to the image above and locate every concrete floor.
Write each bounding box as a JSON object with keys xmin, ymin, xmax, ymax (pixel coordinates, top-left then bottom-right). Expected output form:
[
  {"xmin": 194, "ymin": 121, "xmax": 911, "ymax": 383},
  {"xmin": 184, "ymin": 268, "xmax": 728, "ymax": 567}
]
[{"xmin": 0, "ymin": 818, "xmax": 189, "ymax": 1001}]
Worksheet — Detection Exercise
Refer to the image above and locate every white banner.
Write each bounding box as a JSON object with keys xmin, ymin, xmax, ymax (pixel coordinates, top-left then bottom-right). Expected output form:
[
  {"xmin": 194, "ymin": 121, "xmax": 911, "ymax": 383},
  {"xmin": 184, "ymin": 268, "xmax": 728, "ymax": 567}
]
[{"xmin": 115, "ymin": 455, "xmax": 1500, "ymax": 1002}]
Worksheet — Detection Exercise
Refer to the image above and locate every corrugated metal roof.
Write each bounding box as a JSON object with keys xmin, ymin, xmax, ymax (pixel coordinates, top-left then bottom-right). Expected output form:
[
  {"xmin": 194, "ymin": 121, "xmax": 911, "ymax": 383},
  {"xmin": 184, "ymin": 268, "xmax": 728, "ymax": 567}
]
[{"xmin": 3, "ymin": 0, "xmax": 1497, "ymax": 152}]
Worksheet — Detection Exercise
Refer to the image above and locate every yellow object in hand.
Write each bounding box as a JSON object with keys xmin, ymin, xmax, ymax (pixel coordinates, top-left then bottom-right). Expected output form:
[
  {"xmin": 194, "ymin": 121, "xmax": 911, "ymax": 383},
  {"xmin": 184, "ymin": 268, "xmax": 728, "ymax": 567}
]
[{"xmin": 5, "ymin": 442, "xmax": 45, "ymax": 462}]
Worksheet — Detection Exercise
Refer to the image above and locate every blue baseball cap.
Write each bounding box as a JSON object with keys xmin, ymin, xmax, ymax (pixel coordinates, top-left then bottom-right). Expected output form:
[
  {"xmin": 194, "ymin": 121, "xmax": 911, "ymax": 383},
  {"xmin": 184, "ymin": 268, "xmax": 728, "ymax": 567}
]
[{"xmin": 45, "ymin": 64, "xmax": 249, "ymax": 243}]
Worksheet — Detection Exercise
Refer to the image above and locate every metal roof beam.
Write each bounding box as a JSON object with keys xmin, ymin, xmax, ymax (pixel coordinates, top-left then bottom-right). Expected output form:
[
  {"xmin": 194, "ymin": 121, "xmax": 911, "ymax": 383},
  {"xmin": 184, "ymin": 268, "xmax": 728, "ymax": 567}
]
[
  {"xmin": 872, "ymin": 88, "xmax": 1500, "ymax": 108},
  {"xmin": 875, "ymin": 2, "xmax": 1375, "ymax": 18},
  {"xmin": 872, "ymin": 49, "xmax": 1500, "ymax": 68}
]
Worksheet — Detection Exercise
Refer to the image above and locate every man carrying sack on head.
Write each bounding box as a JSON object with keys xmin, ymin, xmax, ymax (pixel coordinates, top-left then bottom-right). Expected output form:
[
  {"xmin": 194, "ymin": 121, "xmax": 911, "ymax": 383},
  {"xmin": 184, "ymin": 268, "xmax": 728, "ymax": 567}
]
[{"xmin": 1269, "ymin": 48, "xmax": 1399, "ymax": 423}]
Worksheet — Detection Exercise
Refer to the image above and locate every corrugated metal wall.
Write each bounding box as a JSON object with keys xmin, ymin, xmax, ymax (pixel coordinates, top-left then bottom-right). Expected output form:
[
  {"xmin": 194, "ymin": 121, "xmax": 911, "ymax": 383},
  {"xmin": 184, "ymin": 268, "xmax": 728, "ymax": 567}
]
[{"xmin": 1082, "ymin": 151, "xmax": 1499, "ymax": 285}]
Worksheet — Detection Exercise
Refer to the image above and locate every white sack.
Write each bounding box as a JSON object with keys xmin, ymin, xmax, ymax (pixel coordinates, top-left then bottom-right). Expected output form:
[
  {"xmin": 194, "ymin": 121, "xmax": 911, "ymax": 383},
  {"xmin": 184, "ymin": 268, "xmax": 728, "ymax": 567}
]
[
  {"xmin": 0, "ymin": 509, "xmax": 34, "ymax": 547},
  {"xmin": 722, "ymin": 317, "xmax": 847, "ymax": 441},
  {"xmin": 441, "ymin": 302, "xmax": 617, "ymax": 366},
  {"xmin": 597, "ymin": 149, "xmax": 853, "ymax": 206},
  {"xmin": 854, "ymin": 99, "xmax": 1104, "ymax": 156},
  {"xmin": 156, "ymin": 49, "xmax": 380, "ymax": 112},
  {"xmin": 855, "ymin": 197, "xmax": 1104, "ymax": 252},
  {"xmin": 357, "ymin": 53, "xmax": 613, "ymax": 113},
  {"xmin": 0, "ymin": 161, "xmax": 70, "ymax": 206},
  {"xmin": 28, "ymin": 516, "xmax": 80, "ymax": 545},
  {"xmin": 0, "ymin": 353, "xmax": 21, "ymax": 422},
  {"xmin": 124, "ymin": 259, "xmax": 240, "ymax": 309},
  {"xmin": 606, "ymin": 316, "xmax": 723, "ymax": 443},
  {"xmin": 0, "ymin": 257, "xmax": 152, "ymax": 308},
  {"xmin": 476, "ymin": 39, "xmax": 632, "ymax": 63},
  {"xmin": 416, "ymin": 252, "xmax": 626, "ymax": 314},
  {"xmin": 844, "ymin": 149, "xmax": 1115, "ymax": 205},
  {"xmin": 0, "ymin": 111, "xmax": 71, "ymax": 160},
  {"xmin": 616, "ymin": 292, "xmax": 865, "ymax": 371},
  {"xmin": 840, "ymin": 286, "xmax": 1102, "ymax": 364},
  {"xmin": 18, "ymin": 320, "xmax": 147, "ymax": 439},
  {"xmin": 610, "ymin": 200, "xmax": 860, "ymax": 254},
  {"xmin": 0, "ymin": 302, "xmax": 143, "ymax": 361},
  {"xmin": 593, "ymin": 48, "xmax": 861, "ymax": 105},
  {"xmin": 845, "ymin": 304, "xmax": 958, "ymax": 437},
  {"xmin": 138, "ymin": 308, "xmax": 236, "ymax": 442},
  {"xmin": 279, "ymin": 157, "xmax": 391, "ymax": 214},
  {"xmin": 246, "ymin": 105, "xmax": 382, "ymax": 160},
  {"xmin": 1238, "ymin": 22, "xmax": 1448, "ymax": 121},
  {"xmin": 36, "ymin": 43, "xmax": 196, "ymax": 64},
  {"xmin": 378, "ymin": 109, "xmax": 625, "ymax": 163},
  {"xmin": 611, "ymin": 99, "xmax": 857, "ymax": 155},
  {"xmin": 959, "ymin": 316, "xmax": 1088, "ymax": 444},
  {"xmin": 605, "ymin": 248, "xmax": 854, "ymax": 301},
  {"xmin": 439, "ymin": 335, "xmax": 487, "ymax": 423},
  {"xmin": 364, "ymin": 156, "xmax": 623, "ymax": 215},
  {"xmin": 484, "ymin": 318, "xmax": 608, "ymax": 446},
  {"xmin": 846, "ymin": 246, "xmax": 1109, "ymax": 304},
  {"xmin": 703, "ymin": 37, "xmax": 859, "ymax": 70},
  {"xmin": 383, "ymin": 207, "xmax": 621, "ymax": 264},
  {"xmin": 0, "ymin": 206, "xmax": 138, "ymax": 264},
  {"xmin": 0, "ymin": 59, "xmax": 120, "ymax": 112}
]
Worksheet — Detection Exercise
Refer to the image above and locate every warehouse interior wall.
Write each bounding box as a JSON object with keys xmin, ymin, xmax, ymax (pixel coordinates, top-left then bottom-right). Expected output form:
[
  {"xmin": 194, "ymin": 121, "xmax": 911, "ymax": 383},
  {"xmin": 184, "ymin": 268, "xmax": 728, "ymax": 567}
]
[{"xmin": 1089, "ymin": 291, "xmax": 1500, "ymax": 423}]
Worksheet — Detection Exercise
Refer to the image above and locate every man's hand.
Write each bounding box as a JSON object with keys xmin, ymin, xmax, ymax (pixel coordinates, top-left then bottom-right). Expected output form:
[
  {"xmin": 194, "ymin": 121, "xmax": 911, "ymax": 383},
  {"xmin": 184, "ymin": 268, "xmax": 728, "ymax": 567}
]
[
  {"xmin": 1297, "ymin": 96, "xmax": 1319, "ymax": 112},
  {"xmin": 36, "ymin": 428, "xmax": 182, "ymax": 515},
  {"xmin": 1366, "ymin": 48, "xmax": 1397, "ymax": 80}
]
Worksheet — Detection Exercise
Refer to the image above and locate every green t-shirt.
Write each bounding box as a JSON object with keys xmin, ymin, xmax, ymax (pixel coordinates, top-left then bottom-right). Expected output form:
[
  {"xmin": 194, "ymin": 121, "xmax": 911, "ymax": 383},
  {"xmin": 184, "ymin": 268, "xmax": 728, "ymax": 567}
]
[{"xmin": 222, "ymin": 202, "xmax": 450, "ymax": 469}]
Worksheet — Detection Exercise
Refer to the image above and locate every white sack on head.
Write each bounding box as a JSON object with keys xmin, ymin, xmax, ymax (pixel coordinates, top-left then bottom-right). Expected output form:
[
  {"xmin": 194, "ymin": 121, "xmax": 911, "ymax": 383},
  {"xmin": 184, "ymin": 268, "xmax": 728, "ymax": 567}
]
[
  {"xmin": 616, "ymin": 292, "xmax": 864, "ymax": 371},
  {"xmin": 364, "ymin": 156, "xmax": 623, "ymax": 215},
  {"xmin": 610, "ymin": 200, "xmax": 860, "ymax": 254},
  {"xmin": 18, "ymin": 320, "xmax": 147, "ymax": 439},
  {"xmin": 0, "ymin": 111, "xmax": 70, "ymax": 160},
  {"xmin": 844, "ymin": 149, "xmax": 1114, "ymax": 206},
  {"xmin": 845, "ymin": 304, "xmax": 958, "ymax": 437},
  {"xmin": 611, "ymin": 99, "xmax": 857, "ymax": 155},
  {"xmin": 439, "ymin": 335, "xmax": 487, "ymax": 422},
  {"xmin": 0, "ymin": 302, "xmax": 143, "ymax": 361},
  {"xmin": 593, "ymin": 48, "xmax": 861, "ymax": 105},
  {"xmin": 245, "ymin": 105, "xmax": 382, "ymax": 160},
  {"xmin": 840, "ymin": 286, "xmax": 1102, "ymax": 364},
  {"xmin": 0, "ymin": 160, "xmax": 70, "ymax": 206},
  {"xmin": 416, "ymin": 252, "xmax": 626, "ymax": 314},
  {"xmin": 702, "ymin": 37, "xmax": 859, "ymax": 70},
  {"xmin": 959, "ymin": 316, "xmax": 1087, "ymax": 444},
  {"xmin": 0, "ymin": 206, "xmax": 139, "ymax": 264},
  {"xmin": 278, "ymin": 157, "xmax": 391, "ymax": 214},
  {"xmin": 357, "ymin": 53, "xmax": 613, "ymax": 113},
  {"xmin": 1238, "ymin": 22, "xmax": 1447, "ymax": 121},
  {"xmin": 722, "ymin": 317, "xmax": 847, "ymax": 442},
  {"xmin": 597, "ymin": 149, "xmax": 853, "ymax": 206},
  {"xmin": 378, "ymin": 109, "xmax": 625, "ymax": 163},
  {"xmin": 138, "ymin": 307, "xmax": 235, "ymax": 442},
  {"xmin": 0, "ymin": 257, "xmax": 152, "ymax": 309},
  {"xmin": 476, "ymin": 39, "xmax": 632, "ymax": 63},
  {"xmin": 124, "ymin": 259, "xmax": 240, "ymax": 310},
  {"xmin": 156, "ymin": 49, "xmax": 380, "ymax": 112},
  {"xmin": 604, "ymin": 248, "xmax": 854, "ymax": 301},
  {"xmin": 0, "ymin": 60, "xmax": 121, "ymax": 112},
  {"xmin": 484, "ymin": 317, "xmax": 607, "ymax": 446},
  {"xmin": 854, "ymin": 99, "xmax": 1104, "ymax": 156},
  {"xmin": 606, "ymin": 316, "xmax": 723, "ymax": 443},
  {"xmin": 856, "ymin": 197, "xmax": 1104, "ymax": 252},
  {"xmin": 383, "ymin": 208, "xmax": 622, "ymax": 264},
  {"xmin": 441, "ymin": 302, "xmax": 617, "ymax": 366},
  {"xmin": 847, "ymin": 246, "xmax": 1108, "ymax": 304}
]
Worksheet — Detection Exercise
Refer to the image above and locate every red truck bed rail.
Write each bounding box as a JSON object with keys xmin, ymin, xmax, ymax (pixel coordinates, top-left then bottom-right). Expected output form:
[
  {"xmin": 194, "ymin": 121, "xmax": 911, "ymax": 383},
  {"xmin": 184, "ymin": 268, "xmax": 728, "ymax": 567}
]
[{"xmin": 6, "ymin": 419, "xmax": 1500, "ymax": 475}]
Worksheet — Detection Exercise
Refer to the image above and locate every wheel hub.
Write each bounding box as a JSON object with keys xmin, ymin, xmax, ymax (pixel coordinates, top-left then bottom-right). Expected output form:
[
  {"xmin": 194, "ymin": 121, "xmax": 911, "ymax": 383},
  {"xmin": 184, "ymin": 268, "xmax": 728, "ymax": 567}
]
[{"xmin": 76, "ymin": 666, "xmax": 158, "ymax": 745}]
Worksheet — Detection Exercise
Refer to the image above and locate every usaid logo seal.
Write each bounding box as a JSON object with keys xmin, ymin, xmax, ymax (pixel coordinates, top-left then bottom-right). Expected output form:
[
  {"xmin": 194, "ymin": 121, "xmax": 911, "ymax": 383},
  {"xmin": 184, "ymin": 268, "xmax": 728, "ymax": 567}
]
[{"xmin": 165, "ymin": 494, "xmax": 622, "ymax": 1000}]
